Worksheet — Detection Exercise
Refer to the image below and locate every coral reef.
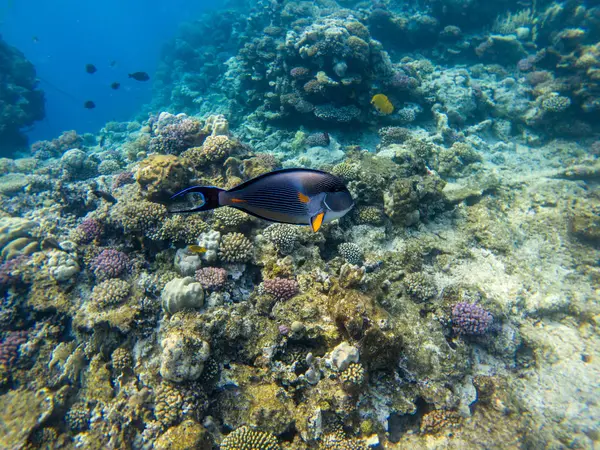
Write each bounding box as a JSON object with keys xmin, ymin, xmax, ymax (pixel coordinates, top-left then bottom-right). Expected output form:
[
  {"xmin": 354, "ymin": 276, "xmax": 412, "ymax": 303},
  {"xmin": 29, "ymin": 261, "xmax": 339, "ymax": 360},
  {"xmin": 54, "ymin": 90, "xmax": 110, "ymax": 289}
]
[
  {"xmin": 1, "ymin": 1, "xmax": 599, "ymax": 448},
  {"xmin": 0, "ymin": 36, "xmax": 45, "ymax": 154}
]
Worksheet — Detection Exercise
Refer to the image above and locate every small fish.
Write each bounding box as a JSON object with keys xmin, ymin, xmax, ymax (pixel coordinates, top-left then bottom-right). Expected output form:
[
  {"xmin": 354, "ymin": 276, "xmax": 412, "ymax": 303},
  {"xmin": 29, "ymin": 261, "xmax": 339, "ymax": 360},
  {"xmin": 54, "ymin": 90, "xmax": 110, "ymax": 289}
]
[
  {"xmin": 84, "ymin": 100, "xmax": 96, "ymax": 109},
  {"xmin": 110, "ymin": 82, "xmax": 120, "ymax": 90},
  {"xmin": 85, "ymin": 64, "xmax": 97, "ymax": 74},
  {"xmin": 41, "ymin": 237, "xmax": 63, "ymax": 251},
  {"xmin": 91, "ymin": 190, "xmax": 117, "ymax": 204},
  {"xmin": 170, "ymin": 168, "xmax": 354, "ymax": 232},
  {"xmin": 128, "ymin": 71, "xmax": 150, "ymax": 82},
  {"xmin": 32, "ymin": 36, "xmax": 39, "ymax": 43},
  {"xmin": 109, "ymin": 60, "xmax": 117, "ymax": 68},
  {"xmin": 187, "ymin": 245, "xmax": 207, "ymax": 254}
]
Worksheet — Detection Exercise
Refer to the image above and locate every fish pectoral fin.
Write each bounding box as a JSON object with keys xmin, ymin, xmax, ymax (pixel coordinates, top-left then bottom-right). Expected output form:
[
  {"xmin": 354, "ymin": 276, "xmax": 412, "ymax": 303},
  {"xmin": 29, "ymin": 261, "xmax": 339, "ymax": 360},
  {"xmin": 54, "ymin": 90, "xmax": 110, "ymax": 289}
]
[{"xmin": 310, "ymin": 212, "xmax": 325, "ymax": 232}]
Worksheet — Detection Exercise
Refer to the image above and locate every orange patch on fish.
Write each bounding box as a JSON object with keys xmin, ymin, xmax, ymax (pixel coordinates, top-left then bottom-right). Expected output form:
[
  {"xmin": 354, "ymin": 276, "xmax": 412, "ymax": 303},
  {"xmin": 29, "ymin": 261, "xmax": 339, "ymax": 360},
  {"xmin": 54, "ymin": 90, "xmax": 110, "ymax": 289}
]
[
  {"xmin": 230, "ymin": 198, "xmax": 247, "ymax": 203},
  {"xmin": 310, "ymin": 212, "xmax": 325, "ymax": 232},
  {"xmin": 298, "ymin": 192, "xmax": 310, "ymax": 203}
]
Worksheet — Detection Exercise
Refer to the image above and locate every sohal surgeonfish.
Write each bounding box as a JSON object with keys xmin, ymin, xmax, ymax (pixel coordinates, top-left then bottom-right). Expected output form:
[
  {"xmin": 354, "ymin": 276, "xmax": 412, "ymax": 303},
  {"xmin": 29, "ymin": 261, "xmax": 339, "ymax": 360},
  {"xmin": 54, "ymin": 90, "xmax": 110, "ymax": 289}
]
[{"xmin": 170, "ymin": 168, "xmax": 354, "ymax": 232}]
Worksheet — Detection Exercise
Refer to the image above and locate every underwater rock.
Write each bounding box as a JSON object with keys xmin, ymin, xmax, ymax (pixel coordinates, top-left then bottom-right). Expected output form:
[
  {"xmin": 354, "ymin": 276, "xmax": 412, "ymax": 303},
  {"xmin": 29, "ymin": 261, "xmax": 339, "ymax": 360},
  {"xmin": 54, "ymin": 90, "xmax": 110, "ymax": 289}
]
[
  {"xmin": 0, "ymin": 388, "xmax": 55, "ymax": 449},
  {"xmin": 568, "ymin": 199, "xmax": 600, "ymax": 243},
  {"xmin": 329, "ymin": 342, "xmax": 360, "ymax": 371},
  {"xmin": 159, "ymin": 330, "xmax": 210, "ymax": 382},
  {"xmin": 174, "ymin": 249, "xmax": 202, "ymax": 276},
  {"xmin": 155, "ymin": 420, "xmax": 211, "ymax": 450},
  {"xmin": 197, "ymin": 230, "xmax": 221, "ymax": 263},
  {"xmin": 135, "ymin": 154, "xmax": 192, "ymax": 201},
  {"xmin": 0, "ymin": 217, "xmax": 40, "ymax": 262},
  {"xmin": 0, "ymin": 36, "xmax": 45, "ymax": 155},
  {"xmin": 202, "ymin": 114, "xmax": 229, "ymax": 136},
  {"xmin": 383, "ymin": 179, "xmax": 420, "ymax": 226},
  {"xmin": 475, "ymin": 34, "xmax": 527, "ymax": 64},
  {"xmin": 161, "ymin": 277, "xmax": 204, "ymax": 314},
  {"xmin": 46, "ymin": 250, "xmax": 80, "ymax": 282}
]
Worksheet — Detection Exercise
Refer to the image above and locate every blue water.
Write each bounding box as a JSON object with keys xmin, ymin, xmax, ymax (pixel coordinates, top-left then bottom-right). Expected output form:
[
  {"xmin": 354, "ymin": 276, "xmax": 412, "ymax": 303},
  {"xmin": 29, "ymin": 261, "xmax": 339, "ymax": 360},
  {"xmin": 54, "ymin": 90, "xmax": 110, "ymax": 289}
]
[{"xmin": 0, "ymin": 0, "xmax": 219, "ymax": 142}]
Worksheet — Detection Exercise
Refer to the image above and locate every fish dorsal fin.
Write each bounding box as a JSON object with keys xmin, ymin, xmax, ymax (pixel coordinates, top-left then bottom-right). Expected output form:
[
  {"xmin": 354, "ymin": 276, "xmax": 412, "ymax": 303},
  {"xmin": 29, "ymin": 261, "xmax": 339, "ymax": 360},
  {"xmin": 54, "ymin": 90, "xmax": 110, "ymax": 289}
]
[{"xmin": 310, "ymin": 212, "xmax": 325, "ymax": 232}]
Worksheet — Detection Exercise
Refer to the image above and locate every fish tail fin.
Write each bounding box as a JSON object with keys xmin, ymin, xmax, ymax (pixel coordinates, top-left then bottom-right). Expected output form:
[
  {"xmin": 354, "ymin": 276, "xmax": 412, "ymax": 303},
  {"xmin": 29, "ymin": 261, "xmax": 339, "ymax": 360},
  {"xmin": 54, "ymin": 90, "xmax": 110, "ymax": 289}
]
[{"xmin": 169, "ymin": 186, "xmax": 224, "ymax": 213}]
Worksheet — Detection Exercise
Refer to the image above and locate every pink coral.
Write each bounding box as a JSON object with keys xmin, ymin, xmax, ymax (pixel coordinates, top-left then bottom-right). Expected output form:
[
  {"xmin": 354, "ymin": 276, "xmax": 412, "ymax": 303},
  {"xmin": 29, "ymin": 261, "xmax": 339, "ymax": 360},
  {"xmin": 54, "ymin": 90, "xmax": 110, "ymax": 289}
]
[
  {"xmin": 263, "ymin": 277, "xmax": 299, "ymax": 302},
  {"xmin": 290, "ymin": 67, "xmax": 310, "ymax": 78},
  {"xmin": 195, "ymin": 267, "xmax": 228, "ymax": 291},
  {"xmin": 112, "ymin": 171, "xmax": 135, "ymax": 189},
  {"xmin": 149, "ymin": 114, "xmax": 203, "ymax": 155},
  {"xmin": 76, "ymin": 219, "xmax": 104, "ymax": 244},
  {"xmin": 0, "ymin": 330, "xmax": 28, "ymax": 369},
  {"xmin": 0, "ymin": 256, "xmax": 28, "ymax": 290},
  {"xmin": 452, "ymin": 302, "xmax": 493, "ymax": 336},
  {"xmin": 91, "ymin": 249, "xmax": 129, "ymax": 279}
]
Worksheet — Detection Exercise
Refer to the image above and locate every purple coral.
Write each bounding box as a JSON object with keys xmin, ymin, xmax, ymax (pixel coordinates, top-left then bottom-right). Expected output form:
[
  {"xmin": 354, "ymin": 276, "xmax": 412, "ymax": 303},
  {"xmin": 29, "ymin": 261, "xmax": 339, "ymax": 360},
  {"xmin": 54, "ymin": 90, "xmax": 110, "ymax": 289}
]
[
  {"xmin": 0, "ymin": 330, "xmax": 28, "ymax": 369},
  {"xmin": 389, "ymin": 71, "xmax": 418, "ymax": 90},
  {"xmin": 112, "ymin": 171, "xmax": 134, "ymax": 189},
  {"xmin": 148, "ymin": 114, "xmax": 202, "ymax": 155},
  {"xmin": 452, "ymin": 302, "xmax": 493, "ymax": 336},
  {"xmin": 0, "ymin": 256, "xmax": 28, "ymax": 290},
  {"xmin": 290, "ymin": 67, "xmax": 310, "ymax": 78},
  {"xmin": 305, "ymin": 132, "xmax": 330, "ymax": 147},
  {"xmin": 195, "ymin": 267, "xmax": 228, "ymax": 291},
  {"xmin": 76, "ymin": 218, "xmax": 104, "ymax": 244},
  {"xmin": 91, "ymin": 249, "xmax": 129, "ymax": 279},
  {"xmin": 263, "ymin": 277, "xmax": 299, "ymax": 302}
]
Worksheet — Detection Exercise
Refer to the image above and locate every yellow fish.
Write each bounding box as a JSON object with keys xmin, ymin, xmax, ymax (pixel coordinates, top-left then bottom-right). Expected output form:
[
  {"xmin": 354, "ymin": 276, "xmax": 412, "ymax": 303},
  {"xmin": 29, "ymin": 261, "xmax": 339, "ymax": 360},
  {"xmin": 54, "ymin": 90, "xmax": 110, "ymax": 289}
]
[
  {"xmin": 371, "ymin": 94, "xmax": 394, "ymax": 115},
  {"xmin": 188, "ymin": 245, "xmax": 207, "ymax": 254}
]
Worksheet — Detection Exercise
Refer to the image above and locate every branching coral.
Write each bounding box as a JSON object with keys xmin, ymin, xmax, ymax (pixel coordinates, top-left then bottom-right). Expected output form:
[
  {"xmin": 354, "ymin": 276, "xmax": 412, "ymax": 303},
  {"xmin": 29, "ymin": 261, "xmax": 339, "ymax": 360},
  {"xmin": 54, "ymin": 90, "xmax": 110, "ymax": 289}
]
[{"xmin": 219, "ymin": 232, "xmax": 253, "ymax": 263}]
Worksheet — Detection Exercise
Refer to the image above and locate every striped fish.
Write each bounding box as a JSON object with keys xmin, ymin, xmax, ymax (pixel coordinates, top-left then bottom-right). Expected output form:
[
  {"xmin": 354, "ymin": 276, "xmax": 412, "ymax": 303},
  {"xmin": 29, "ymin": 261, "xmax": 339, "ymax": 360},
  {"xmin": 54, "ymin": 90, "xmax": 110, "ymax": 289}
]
[{"xmin": 170, "ymin": 168, "xmax": 354, "ymax": 232}]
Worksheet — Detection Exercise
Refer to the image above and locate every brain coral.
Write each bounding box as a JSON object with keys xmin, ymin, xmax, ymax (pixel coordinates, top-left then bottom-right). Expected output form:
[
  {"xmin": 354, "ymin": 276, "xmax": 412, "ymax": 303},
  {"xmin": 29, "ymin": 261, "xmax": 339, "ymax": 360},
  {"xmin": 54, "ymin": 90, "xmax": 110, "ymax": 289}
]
[{"xmin": 220, "ymin": 426, "xmax": 280, "ymax": 450}]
